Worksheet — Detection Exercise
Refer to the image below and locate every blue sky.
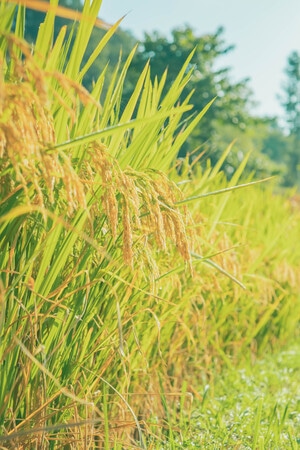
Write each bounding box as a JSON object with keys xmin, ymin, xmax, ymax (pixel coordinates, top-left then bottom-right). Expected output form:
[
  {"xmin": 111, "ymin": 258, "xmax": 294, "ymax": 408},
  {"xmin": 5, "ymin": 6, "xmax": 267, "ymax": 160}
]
[{"xmin": 100, "ymin": 0, "xmax": 300, "ymax": 119}]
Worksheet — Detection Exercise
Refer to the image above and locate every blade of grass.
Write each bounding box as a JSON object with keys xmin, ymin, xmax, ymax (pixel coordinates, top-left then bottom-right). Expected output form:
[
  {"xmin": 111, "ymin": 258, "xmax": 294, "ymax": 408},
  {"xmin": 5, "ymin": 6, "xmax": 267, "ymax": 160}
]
[
  {"xmin": 176, "ymin": 177, "xmax": 275, "ymax": 205},
  {"xmin": 190, "ymin": 251, "xmax": 246, "ymax": 289}
]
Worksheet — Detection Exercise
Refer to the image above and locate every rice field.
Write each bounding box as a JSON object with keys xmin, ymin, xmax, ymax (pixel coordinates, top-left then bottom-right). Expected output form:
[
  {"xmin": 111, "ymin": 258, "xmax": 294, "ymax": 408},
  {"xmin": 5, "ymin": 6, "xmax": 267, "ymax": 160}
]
[{"xmin": 0, "ymin": 1, "xmax": 299, "ymax": 448}]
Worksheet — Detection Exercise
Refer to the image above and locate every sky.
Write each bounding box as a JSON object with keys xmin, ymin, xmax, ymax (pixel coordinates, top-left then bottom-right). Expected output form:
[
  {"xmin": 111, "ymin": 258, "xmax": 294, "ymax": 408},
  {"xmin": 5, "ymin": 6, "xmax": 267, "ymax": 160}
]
[{"xmin": 100, "ymin": 0, "xmax": 300, "ymax": 119}]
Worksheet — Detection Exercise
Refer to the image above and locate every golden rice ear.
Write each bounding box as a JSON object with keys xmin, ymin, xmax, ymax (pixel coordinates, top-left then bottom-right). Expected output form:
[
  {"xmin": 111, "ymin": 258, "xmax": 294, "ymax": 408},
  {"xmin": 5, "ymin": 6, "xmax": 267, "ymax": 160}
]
[
  {"xmin": 122, "ymin": 196, "xmax": 134, "ymax": 267},
  {"xmin": 87, "ymin": 142, "xmax": 192, "ymax": 268},
  {"xmin": 0, "ymin": 34, "xmax": 96, "ymax": 214},
  {"xmin": 0, "ymin": 75, "xmax": 88, "ymax": 213}
]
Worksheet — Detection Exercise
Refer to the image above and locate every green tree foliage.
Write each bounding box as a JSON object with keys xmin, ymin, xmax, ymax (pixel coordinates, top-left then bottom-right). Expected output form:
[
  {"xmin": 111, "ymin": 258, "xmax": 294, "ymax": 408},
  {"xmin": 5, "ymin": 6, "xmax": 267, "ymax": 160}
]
[
  {"xmin": 280, "ymin": 51, "xmax": 300, "ymax": 186},
  {"xmin": 211, "ymin": 119, "xmax": 288, "ymax": 181},
  {"xmin": 125, "ymin": 26, "xmax": 254, "ymax": 157}
]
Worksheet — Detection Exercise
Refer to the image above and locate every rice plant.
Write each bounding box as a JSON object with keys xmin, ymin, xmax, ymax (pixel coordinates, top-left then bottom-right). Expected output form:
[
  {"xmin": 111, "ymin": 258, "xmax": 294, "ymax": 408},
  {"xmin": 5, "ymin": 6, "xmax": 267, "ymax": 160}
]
[{"xmin": 0, "ymin": 0, "xmax": 299, "ymax": 448}]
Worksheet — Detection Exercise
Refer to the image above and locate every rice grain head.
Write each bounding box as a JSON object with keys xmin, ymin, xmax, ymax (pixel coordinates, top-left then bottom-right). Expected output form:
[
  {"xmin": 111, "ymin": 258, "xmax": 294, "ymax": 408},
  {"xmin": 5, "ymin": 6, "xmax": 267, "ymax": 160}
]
[{"xmin": 0, "ymin": 34, "xmax": 87, "ymax": 214}]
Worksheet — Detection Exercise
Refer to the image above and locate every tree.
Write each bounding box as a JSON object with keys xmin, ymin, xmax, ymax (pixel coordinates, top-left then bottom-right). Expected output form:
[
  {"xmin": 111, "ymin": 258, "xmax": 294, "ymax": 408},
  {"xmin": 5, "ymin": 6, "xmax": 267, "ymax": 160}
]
[
  {"xmin": 125, "ymin": 26, "xmax": 255, "ymax": 159},
  {"xmin": 280, "ymin": 51, "xmax": 300, "ymax": 186}
]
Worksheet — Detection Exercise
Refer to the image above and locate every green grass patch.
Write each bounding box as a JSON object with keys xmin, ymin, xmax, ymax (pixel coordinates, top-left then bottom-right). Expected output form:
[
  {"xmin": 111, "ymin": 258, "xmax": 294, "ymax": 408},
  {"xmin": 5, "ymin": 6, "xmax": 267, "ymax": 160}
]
[{"xmin": 151, "ymin": 342, "xmax": 300, "ymax": 449}]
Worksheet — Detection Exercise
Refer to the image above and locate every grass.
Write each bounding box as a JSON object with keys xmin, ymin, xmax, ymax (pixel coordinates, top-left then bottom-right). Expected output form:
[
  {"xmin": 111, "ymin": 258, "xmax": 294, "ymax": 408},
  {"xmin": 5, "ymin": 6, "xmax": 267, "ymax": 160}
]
[
  {"xmin": 0, "ymin": 0, "xmax": 299, "ymax": 448},
  {"xmin": 150, "ymin": 340, "xmax": 300, "ymax": 449}
]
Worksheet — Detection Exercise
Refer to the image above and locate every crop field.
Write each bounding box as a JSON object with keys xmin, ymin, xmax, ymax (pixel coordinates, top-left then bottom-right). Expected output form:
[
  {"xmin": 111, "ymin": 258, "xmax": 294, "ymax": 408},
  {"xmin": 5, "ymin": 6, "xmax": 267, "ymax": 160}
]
[{"xmin": 0, "ymin": 1, "xmax": 299, "ymax": 448}]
